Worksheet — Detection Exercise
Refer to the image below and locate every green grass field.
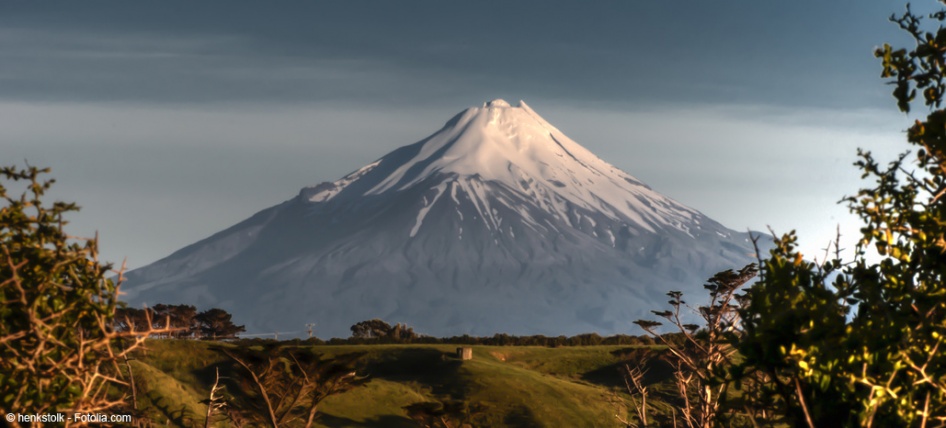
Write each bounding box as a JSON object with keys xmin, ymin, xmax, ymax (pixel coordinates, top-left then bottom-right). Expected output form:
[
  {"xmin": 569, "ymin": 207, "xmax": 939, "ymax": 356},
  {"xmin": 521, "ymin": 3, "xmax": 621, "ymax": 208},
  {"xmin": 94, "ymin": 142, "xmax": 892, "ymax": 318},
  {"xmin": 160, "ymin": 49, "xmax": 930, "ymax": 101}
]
[{"xmin": 130, "ymin": 340, "xmax": 663, "ymax": 427}]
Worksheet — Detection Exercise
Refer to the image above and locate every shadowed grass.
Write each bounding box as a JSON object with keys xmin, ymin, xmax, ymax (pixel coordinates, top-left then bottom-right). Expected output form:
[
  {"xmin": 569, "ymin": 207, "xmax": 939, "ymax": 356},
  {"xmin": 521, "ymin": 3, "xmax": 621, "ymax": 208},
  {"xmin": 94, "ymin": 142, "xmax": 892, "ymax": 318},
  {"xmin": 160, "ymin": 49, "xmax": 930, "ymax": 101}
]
[
  {"xmin": 130, "ymin": 360, "xmax": 209, "ymax": 427},
  {"xmin": 133, "ymin": 342, "xmax": 664, "ymax": 427}
]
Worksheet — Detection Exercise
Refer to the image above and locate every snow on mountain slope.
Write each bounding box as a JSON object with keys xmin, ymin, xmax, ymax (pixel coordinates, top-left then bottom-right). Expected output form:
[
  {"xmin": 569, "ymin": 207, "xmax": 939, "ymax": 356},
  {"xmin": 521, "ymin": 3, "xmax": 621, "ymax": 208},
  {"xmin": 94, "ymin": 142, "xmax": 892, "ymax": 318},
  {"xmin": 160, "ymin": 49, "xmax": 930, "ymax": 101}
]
[
  {"xmin": 122, "ymin": 100, "xmax": 764, "ymax": 338},
  {"xmin": 302, "ymin": 99, "xmax": 698, "ymax": 236}
]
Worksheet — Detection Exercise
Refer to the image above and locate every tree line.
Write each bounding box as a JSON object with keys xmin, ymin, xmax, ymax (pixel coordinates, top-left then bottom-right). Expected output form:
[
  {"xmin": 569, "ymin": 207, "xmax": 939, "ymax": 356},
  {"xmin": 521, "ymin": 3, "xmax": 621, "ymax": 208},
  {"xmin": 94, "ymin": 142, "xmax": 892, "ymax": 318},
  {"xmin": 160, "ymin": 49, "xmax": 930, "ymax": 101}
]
[
  {"xmin": 6, "ymin": 2, "xmax": 946, "ymax": 425},
  {"xmin": 340, "ymin": 318, "xmax": 653, "ymax": 346},
  {"xmin": 114, "ymin": 304, "xmax": 246, "ymax": 340}
]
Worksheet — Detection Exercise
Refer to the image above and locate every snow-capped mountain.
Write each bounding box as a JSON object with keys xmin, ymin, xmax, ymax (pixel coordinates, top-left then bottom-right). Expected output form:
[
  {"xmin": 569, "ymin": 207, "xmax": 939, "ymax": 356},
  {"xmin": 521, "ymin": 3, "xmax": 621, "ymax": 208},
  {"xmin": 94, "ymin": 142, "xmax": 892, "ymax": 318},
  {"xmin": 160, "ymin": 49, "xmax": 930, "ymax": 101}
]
[{"xmin": 122, "ymin": 99, "xmax": 762, "ymax": 338}]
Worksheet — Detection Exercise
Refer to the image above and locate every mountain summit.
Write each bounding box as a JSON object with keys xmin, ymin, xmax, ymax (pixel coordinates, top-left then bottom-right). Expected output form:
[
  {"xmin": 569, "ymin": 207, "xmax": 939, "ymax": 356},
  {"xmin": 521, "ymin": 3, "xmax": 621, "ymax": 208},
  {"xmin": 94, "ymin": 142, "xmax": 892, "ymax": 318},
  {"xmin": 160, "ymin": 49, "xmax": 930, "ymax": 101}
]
[
  {"xmin": 302, "ymin": 99, "xmax": 697, "ymax": 236},
  {"xmin": 123, "ymin": 100, "xmax": 760, "ymax": 338}
]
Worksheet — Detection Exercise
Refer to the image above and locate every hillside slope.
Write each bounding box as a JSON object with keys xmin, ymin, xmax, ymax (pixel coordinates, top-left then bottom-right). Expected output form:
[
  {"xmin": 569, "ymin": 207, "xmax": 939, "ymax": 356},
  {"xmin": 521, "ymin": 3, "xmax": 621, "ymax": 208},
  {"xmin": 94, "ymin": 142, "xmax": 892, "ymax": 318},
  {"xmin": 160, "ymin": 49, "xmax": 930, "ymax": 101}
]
[{"xmin": 133, "ymin": 341, "xmax": 659, "ymax": 427}]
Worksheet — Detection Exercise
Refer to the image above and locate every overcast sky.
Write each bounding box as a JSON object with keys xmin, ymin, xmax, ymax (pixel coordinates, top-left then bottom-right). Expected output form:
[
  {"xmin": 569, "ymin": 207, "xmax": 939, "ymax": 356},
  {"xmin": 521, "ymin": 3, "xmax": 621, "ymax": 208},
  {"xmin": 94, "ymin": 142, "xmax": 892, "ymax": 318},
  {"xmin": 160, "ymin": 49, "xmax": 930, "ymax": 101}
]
[{"xmin": 1, "ymin": 1, "xmax": 931, "ymax": 270}]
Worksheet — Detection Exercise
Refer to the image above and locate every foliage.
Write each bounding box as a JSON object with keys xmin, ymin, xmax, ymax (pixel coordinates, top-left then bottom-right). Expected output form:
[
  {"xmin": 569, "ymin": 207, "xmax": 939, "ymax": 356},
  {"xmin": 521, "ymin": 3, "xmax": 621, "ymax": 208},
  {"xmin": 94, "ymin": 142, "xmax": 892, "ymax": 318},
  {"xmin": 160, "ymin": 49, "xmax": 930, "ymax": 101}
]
[
  {"xmin": 735, "ymin": 233, "xmax": 854, "ymax": 426},
  {"xmin": 116, "ymin": 305, "xmax": 245, "ymax": 340},
  {"xmin": 349, "ymin": 318, "xmax": 418, "ymax": 340},
  {"xmin": 350, "ymin": 318, "xmax": 393, "ymax": 339},
  {"xmin": 326, "ymin": 332, "xmax": 647, "ymax": 346},
  {"xmin": 196, "ymin": 308, "xmax": 246, "ymax": 340},
  {"xmin": 0, "ymin": 164, "xmax": 161, "ymax": 423},
  {"xmin": 152, "ymin": 303, "xmax": 197, "ymax": 338},
  {"xmin": 730, "ymin": 2, "xmax": 946, "ymax": 426},
  {"xmin": 218, "ymin": 344, "xmax": 366, "ymax": 428},
  {"xmin": 631, "ymin": 265, "xmax": 757, "ymax": 428},
  {"xmin": 341, "ymin": 319, "xmax": 646, "ymax": 346}
]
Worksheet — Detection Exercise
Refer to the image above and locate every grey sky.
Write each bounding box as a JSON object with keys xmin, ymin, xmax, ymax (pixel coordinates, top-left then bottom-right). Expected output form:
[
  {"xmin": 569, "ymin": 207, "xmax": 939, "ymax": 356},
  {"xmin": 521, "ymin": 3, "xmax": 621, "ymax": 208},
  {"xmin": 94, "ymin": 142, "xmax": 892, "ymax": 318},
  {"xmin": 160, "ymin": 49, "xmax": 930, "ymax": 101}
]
[
  {"xmin": 0, "ymin": 1, "xmax": 928, "ymax": 269},
  {"xmin": 0, "ymin": 2, "xmax": 912, "ymax": 107}
]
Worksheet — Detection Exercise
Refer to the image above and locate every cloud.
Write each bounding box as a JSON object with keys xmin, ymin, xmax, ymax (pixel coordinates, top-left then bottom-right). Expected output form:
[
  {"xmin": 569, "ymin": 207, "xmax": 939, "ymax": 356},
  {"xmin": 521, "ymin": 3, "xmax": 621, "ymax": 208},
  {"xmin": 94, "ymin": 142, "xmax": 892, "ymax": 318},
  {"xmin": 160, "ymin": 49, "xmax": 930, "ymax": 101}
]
[
  {"xmin": 2, "ymin": 98, "xmax": 909, "ymax": 268},
  {"xmin": 0, "ymin": 0, "xmax": 923, "ymax": 269},
  {"xmin": 0, "ymin": 27, "xmax": 441, "ymax": 104},
  {"xmin": 0, "ymin": 2, "xmax": 914, "ymax": 109}
]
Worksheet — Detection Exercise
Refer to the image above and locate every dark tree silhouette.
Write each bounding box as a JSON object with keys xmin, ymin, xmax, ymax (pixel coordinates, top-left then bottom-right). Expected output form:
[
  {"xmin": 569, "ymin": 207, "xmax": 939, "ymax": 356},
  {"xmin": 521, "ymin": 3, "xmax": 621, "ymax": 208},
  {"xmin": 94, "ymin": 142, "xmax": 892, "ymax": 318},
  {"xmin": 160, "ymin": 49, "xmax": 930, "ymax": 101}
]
[
  {"xmin": 196, "ymin": 308, "xmax": 245, "ymax": 340},
  {"xmin": 350, "ymin": 319, "xmax": 393, "ymax": 339}
]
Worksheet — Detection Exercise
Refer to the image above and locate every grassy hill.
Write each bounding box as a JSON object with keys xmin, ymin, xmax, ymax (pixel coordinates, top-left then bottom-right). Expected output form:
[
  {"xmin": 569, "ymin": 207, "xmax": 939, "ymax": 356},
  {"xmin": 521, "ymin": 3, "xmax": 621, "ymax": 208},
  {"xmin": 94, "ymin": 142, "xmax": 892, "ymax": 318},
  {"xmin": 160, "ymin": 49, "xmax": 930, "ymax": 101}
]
[{"xmin": 129, "ymin": 340, "xmax": 663, "ymax": 427}]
